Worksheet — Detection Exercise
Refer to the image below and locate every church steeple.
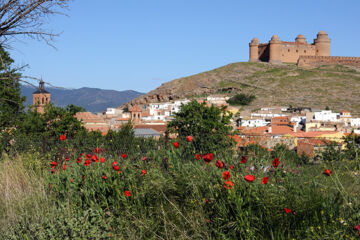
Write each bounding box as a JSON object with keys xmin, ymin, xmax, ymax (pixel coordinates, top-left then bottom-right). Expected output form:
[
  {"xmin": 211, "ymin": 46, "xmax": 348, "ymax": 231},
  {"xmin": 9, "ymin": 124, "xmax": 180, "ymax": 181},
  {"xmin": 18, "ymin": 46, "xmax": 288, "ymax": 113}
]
[{"xmin": 33, "ymin": 80, "xmax": 51, "ymax": 113}]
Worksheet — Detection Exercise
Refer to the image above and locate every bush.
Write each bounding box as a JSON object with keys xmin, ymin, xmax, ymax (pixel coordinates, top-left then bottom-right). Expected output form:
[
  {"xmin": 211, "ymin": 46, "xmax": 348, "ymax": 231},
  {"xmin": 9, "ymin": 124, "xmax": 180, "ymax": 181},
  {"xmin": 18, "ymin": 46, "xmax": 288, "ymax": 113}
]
[{"xmin": 227, "ymin": 93, "xmax": 256, "ymax": 106}]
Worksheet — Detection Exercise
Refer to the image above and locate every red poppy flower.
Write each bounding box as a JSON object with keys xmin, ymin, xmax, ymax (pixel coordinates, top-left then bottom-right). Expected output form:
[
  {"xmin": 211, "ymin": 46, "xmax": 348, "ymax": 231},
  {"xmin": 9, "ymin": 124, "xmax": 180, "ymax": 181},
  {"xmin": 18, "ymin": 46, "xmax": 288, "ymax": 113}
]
[
  {"xmin": 94, "ymin": 147, "xmax": 101, "ymax": 154},
  {"xmin": 100, "ymin": 157, "xmax": 105, "ymax": 163},
  {"xmin": 205, "ymin": 199, "xmax": 210, "ymax": 204},
  {"xmin": 50, "ymin": 161, "xmax": 57, "ymax": 167},
  {"xmin": 141, "ymin": 169, "xmax": 147, "ymax": 176},
  {"xmin": 142, "ymin": 156, "xmax": 147, "ymax": 161},
  {"xmin": 273, "ymin": 158, "xmax": 279, "ymax": 168},
  {"xmin": 240, "ymin": 156, "xmax": 247, "ymax": 164},
  {"xmin": 51, "ymin": 169, "xmax": 56, "ymax": 173},
  {"xmin": 203, "ymin": 153, "xmax": 214, "ymax": 163},
  {"xmin": 49, "ymin": 184, "xmax": 53, "ymax": 189},
  {"xmin": 216, "ymin": 160, "xmax": 224, "ymax": 168},
  {"xmin": 244, "ymin": 175, "xmax": 255, "ymax": 182},
  {"xmin": 65, "ymin": 157, "xmax": 70, "ymax": 161},
  {"xmin": 112, "ymin": 161, "xmax": 118, "ymax": 167},
  {"xmin": 118, "ymin": 171, "xmax": 122, "ymax": 174},
  {"xmin": 84, "ymin": 159, "xmax": 91, "ymax": 166},
  {"xmin": 113, "ymin": 165, "xmax": 120, "ymax": 171},
  {"xmin": 195, "ymin": 153, "xmax": 201, "ymax": 160},
  {"xmin": 223, "ymin": 171, "xmax": 231, "ymax": 180},
  {"xmin": 70, "ymin": 179, "xmax": 73, "ymax": 183},
  {"xmin": 173, "ymin": 142, "xmax": 179, "ymax": 148},
  {"xmin": 63, "ymin": 164, "xmax": 67, "ymax": 170},
  {"xmin": 186, "ymin": 136, "xmax": 193, "ymax": 142},
  {"xmin": 229, "ymin": 165, "xmax": 234, "ymax": 170},
  {"xmin": 121, "ymin": 153, "xmax": 127, "ymax": 159},
  {"xmin": 206, "ymin": 219, "xmax": 211, "ymax": 223},
  {"xmin": 85, "ymin": 153, "xmax": 91, "ymax": 159},
  {"xmin": 76, "ymin": 157, "xmax": 82, "ymax": 164},
  {"xmin": 284, "ymin": 208, "xmax": 292, "ymax": 214},
  {"xmin": 224, "ymin": 180, "xmax": 234, "ymax": 189},
  {"xmin": 124, "ymin": 190, "xmax": 131, "ymax": 197},
  {"xmin": 323, "ymin": 169, "xmax": 332, "ymax": 176},
  {"xmin": 59, "ymin": 135, "xmax": 66, "ymax": 141},
  {"xmin": 80, "ymin": 153, "xmax": 84, "ymax": 156},
  {"xmin": 354, "ymin": 224, "xmax": 360, "ymax": 237},
  {"xmin": 91, "ymin": 155, "xmax": 98, "ymax": 162},
  {"xmin": 102, "ymin": 175, "xmax": 108, "ymax": 180},
  {"xmin": 82, "ymin": 175, "xmax": 86, "ymax": 179},
  {"xmin": 261, "ymin": 177, "xmax": 269, "ymax": 184}
]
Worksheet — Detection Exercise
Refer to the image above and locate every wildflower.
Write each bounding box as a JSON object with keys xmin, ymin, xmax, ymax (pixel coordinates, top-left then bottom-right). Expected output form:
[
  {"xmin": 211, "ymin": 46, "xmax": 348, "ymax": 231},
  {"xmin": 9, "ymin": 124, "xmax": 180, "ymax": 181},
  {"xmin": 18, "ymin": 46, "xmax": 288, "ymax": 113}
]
[
  {"xmin": 94, "ymin": 147, "xmax": 101, "ymax": 154},
  {"xmin": 80, "ymin": 153, "xmax": 84, "ymax": 156},
  {"xmin": 142, "ymin": 156, "xmax": 147, "ymax": 161},
  {"xmin": 86, "ymin": 153, "xmax": 91, "ymax": 159},
  {"xmin": 50, "ymin": 161, "xmax": 57, "ymax": 167},
  {"xmin": 84, "ymin": 159, "xmax": 91, "ymax": 166},
  {"xmin": 205, "ymin": 199, "xmax": 210, "ymax": 204},
  {"xmin": 222, "ymin": 171, "xmax": 231, "ymax": 180},
  {"xmin": 63, "ymin": 164, "xmax": 67, "ymax": 170},
  {"xmin": 70, "ymin": 179, "xmax": 73, "ymax": 183},
  {"xmin": 100, "ymin": 157, "xmax": 105, "ymax": 163},
  {"xmin": 261, "ymin": 177, "xmax": 269, "ymax": 184},
  {"xmin": 173, "ymin": 142, "xmax": 179, "ymax": 148},
  {"xmin": 102, "ymin": 175, "xmax": 108, "ymax": 180},
  {"xmin": 141, "ymin": 169, "xmax": 147, "ymax": 176},
  {"xmin": 186, "ymin": 136, "xmax": 193, "ymax": 142},
  {"xmin": 92, "ymin": 155, "xmax": 98, "ymax": 162},
  {"xmin": 206, "ymin": 219, "xmax": 211, "ymax": 223},
  {"xmin": 65, "ymin": 157, "xmax": 70, "ymax": 161},
  {"xmin": 216, "ymin": 160, "xmax": 224, "ymax": 168},
  {"xmin": 51, "ymin": 169, "xmax": 56, "ymax": 173},
  {"xmin": 284, "ymin": 208, "xmax": 292, "ymax": 214},
  {"xmin": 121, "ymin": 153, "xmax": 127, "ymax": 159},
  {"xmin": 244, "ymin": 175, "xmax": 255, "ymax": 182},
  {"xmin": 230, "ymin": 165, "xmax": 234, "ymax": 170},
  {"xmin": 124, "ymin": 190, "xmax": 131, "ymax": 197},
  {"xmin": 203, "ymin": 153, "xmax": 214, "ymax": 163},
  {"xmin": 77, "ymin": 157, "xmax": 82, "ymax": 164},
  {"xmin": 49, "ymin": 184, "xmax": 53, "ymax": 189},
  {"xmin": 82, "ymin": 175, "xmax": 86, "ymax": 179},
  {"xmin": 195, "ymin": 153, "xmax": 201, "ymax": 160},
  {"xmin": 224, "ymin": 180, "xmax": 234, "ymax": 189},
  {"xmin": 118, "ymin": 171, "xmax": 122, "ymax": 174},
  {"xmin": 59, "ymin": 135, "xmax": 66, "ymax": 141},
  {"xmin": 323, "ymin": 169, "xmax": 332, "ymax": 176},
  {"xmin": 273, "ymin": 158, "xmax": 279, "ymax": 168},
  {"xmin": 112, "ymin": 161, "xmax": 118, "ymax": 167},
  {"xmin": 354, "ymin": 224, "xmax": 360, "ymax": 237},
  {"xmin": 240, "ymin": 156, "xmax": 247, "ymax": 164},
  {"xmin": 113, "ymin": 165, "xmax": 120, "ymax": 171}
]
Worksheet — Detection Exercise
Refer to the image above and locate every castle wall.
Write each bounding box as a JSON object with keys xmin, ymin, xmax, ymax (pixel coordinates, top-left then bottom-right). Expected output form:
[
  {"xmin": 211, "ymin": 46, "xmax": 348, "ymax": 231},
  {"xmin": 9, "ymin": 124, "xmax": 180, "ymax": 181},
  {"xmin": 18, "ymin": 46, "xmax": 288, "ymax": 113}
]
[
  {"xmin": 280, "ymin": 43, "xmax": 316, "ymax": 63},
  {"xmin": 297, "ymin": 56, "xmax": 360, "ymax": 68},
  {"xmin": 258, "ymin": 44, "xmax": 269, "ymax": 62}
]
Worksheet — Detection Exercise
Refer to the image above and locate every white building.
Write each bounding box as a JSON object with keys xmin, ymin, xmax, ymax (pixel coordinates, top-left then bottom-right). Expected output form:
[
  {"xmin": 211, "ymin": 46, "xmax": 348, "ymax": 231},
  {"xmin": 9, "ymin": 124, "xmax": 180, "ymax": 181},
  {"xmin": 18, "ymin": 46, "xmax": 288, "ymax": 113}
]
[
  {"xmin": 351, "ymin": 118, "xmax": 360, "ymax": 127},
  {"xmin": 105, "ymin": 108, "xmax": 123, "ymax": 115},
  {"xmin": 313, "ymin": 110, "xmax": 339, "ymax": 122},
  {"xmin": 240, "ymin": 119, "xmax": 268, "ymax": 128}
]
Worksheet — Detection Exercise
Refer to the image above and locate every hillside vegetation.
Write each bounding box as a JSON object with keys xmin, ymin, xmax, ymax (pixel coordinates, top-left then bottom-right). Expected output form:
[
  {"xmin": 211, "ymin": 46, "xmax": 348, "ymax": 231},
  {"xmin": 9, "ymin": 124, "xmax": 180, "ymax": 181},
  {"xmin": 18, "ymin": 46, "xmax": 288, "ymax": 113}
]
[{"xmin": 127, "ymin": 62, "xmax": 360, "ymax": 115}]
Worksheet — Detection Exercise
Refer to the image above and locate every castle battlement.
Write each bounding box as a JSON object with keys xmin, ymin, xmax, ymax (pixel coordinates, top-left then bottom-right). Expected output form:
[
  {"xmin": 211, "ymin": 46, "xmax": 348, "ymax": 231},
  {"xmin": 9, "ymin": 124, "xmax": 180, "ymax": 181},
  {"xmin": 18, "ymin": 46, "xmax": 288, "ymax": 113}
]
[
  {"xmin": 297, "ymin": 55, "xmax": 360, "ymax": 68},
  {"xmin": 249, "ymin": 31, "xmax": 331, "ymax": 64}
]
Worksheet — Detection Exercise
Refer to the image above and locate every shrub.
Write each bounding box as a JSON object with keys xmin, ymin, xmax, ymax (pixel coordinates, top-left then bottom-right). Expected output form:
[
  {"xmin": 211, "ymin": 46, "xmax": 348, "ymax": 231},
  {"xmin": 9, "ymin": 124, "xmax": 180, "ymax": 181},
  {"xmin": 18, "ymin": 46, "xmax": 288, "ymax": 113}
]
[{"xmin": 226, "ymin": 93, "xmax": 256, "ymax": 106}]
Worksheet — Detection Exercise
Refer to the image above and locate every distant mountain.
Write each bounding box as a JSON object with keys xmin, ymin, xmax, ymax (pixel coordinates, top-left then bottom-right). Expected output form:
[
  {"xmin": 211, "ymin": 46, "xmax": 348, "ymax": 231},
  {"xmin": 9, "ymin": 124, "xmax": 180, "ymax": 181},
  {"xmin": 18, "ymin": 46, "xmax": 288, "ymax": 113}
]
[{"xmin": 21, "ymin": 85, "xmax": 144, "ymax": 113}]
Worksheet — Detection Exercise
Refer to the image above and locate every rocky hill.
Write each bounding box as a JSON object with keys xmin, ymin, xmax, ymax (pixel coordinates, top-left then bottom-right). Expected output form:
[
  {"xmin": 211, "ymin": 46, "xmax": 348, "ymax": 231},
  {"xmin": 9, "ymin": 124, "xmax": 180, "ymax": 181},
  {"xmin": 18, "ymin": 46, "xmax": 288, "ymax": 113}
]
[
  {"xmin": 124, "ymin": 62, "xmax": 360, "ymax": 115},
  {"xmin": 21, "ymin": 86, "xmax": 143, "ymax": 113}
]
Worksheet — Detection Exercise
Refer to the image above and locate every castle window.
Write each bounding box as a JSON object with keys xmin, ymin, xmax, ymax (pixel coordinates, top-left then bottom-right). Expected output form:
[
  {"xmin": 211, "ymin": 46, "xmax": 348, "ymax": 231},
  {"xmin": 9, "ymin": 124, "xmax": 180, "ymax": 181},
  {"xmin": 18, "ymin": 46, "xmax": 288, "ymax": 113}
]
[
  {"xmin": 296, "ymin": 50, "xmax": 298, "ymax": 53},
  {"xmin": 42, "ymin": 97, "xmax": 44, "ymax": 104},
  {"xmin": 288, "ymin": 49, "xmax": 290, "ymax": 52},
  {"xmin": 304, "ymin": 50, "xmax": 306, "ymax": 53}
]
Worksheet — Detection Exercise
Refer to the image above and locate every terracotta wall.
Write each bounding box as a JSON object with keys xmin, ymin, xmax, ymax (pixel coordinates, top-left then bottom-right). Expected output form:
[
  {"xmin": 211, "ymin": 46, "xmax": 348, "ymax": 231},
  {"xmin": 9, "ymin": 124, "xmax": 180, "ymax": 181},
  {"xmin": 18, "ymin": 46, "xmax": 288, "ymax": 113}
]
[{"xmin": 298, "ymin": 56, "xmax": 360, "ymax": 68}]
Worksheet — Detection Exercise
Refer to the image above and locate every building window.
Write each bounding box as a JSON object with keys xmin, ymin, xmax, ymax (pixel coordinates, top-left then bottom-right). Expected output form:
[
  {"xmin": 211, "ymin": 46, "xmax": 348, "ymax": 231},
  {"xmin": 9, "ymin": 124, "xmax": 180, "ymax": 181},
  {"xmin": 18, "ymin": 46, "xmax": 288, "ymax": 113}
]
[
  {"xmin": 304, "ymin": 50, "xmax": 306, "ymax": 53},
  {"xmin": 296, "ymin": 50, "xmax": 298, "ymax": 53}
]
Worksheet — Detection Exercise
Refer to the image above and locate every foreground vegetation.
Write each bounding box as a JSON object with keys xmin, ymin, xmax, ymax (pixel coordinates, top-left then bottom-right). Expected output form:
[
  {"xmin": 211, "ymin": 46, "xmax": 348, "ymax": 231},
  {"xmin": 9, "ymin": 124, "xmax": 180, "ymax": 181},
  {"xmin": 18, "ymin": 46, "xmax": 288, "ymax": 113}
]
[{"xmin": 1, "ymin": 131, "xmax": 360, "ymax": 239}]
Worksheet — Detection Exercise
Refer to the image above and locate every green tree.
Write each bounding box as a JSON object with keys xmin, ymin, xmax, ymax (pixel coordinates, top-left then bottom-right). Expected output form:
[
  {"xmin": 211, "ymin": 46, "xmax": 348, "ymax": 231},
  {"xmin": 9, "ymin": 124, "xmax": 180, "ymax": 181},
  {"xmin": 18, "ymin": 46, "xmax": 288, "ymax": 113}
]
[
  {"xmin": 226, "ymin": 93, "xmax": 256, "ymax": 106},
  {"xmin": 167, "ymin": 100, "xmax": 234, "ymax": 155}
]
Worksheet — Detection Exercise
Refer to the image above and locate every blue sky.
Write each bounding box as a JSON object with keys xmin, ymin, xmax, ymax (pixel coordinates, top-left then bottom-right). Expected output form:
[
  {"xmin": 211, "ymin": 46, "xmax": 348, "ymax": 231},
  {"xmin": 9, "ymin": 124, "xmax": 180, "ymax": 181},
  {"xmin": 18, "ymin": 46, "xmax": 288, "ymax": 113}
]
[{"xmin": 10, "ymin": 0, "xmax": 360, "ymax": 93}]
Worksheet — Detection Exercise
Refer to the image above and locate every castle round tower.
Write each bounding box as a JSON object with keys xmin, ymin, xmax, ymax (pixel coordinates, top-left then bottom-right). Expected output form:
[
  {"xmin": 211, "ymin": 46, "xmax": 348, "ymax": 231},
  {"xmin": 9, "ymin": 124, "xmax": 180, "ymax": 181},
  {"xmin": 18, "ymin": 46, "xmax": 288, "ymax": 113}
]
[
  {"xmin": 249, "ymin": 38, "xmax": 259, "ymax": 62},
  {"xmin": 269, "ymin": 35, "xmax": 282, "ymax": 64},
  {"xmin": 314, "ymin": 31, "xmax": 330, "ymax": 56},
  {"xmin": 295, "ymin": 34, "xmax": 307, "ymax": 44}
]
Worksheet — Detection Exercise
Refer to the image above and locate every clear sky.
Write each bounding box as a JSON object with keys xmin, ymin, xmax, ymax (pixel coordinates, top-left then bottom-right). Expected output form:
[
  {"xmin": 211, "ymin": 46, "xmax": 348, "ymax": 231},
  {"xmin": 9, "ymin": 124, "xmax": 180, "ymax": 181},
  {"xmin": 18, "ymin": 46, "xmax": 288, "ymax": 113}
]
[{"xmin": 9, "ymin": 0, "xmax": 360, "ymax": 93}]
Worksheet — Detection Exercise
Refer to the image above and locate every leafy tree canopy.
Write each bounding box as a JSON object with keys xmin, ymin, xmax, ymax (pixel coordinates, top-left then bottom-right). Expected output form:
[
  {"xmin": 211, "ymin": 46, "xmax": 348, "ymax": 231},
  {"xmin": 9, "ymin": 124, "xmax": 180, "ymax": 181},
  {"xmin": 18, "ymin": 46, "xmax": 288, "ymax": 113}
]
[{"xmin": 167, "ymin": 100, "xmax": 234, "ymax": 155}]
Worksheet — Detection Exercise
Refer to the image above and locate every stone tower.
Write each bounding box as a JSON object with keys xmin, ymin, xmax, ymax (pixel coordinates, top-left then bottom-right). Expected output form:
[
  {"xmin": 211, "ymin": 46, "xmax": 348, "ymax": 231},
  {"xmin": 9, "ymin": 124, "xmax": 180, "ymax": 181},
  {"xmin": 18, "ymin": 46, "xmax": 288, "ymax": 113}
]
[
  {"xmin": 314, "ymin": 30, "xmax": 331, "ymax": 56},
  {"xmin": 269, "ymin": 35, "xmax": 282, "ymax": 64},
  {"xmin": 249, "ymin": 38, "xmax": 259, "ymax": 62},
  {"xmin": 129, "ymin": 105, "xmax": 142, "ymax": 124},
  {"xmin": 33, "ymin": 80, "xmax": 50, "ymax": 114}
]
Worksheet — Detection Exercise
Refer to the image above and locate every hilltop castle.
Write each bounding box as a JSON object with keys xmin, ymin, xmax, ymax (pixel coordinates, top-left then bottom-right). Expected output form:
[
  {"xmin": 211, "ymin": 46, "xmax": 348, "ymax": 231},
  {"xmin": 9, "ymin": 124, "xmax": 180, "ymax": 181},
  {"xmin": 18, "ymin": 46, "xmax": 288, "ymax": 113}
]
[{"xmin": 249, "ymin": 31, "xmax": 360, "ymax": 68}]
